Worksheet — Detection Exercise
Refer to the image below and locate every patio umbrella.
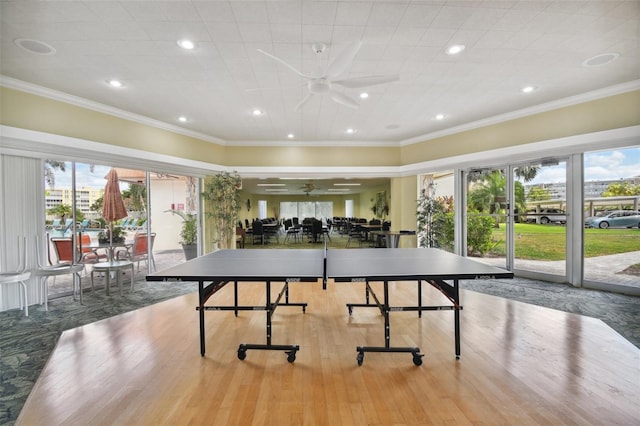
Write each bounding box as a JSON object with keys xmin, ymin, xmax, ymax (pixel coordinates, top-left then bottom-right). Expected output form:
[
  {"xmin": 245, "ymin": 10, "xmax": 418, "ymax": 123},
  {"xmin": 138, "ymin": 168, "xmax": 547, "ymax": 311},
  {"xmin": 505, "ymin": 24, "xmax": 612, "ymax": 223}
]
[{"xmin": 103, "ymin": 168, "xmax": 128, "ymax": 260}]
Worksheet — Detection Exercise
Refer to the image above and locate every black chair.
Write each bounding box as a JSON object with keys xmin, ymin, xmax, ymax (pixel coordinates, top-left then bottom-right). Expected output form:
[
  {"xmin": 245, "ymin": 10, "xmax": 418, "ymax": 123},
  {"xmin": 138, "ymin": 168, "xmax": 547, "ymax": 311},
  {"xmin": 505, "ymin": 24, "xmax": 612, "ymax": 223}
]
[
  {"xmin": 346, "ymin": 221, "xmax": 364, "ymax": 248},
  {"xmin": 263, "ymin": 219, "xmax": 280, "ymax": 243},
  {"xmin": 284, "ymin": 219, "xmax": 300, "ymax": 243},
  {"xmin": 311, "ymin": 219, "xmax": 323, "ymax": 243},
  {"xmin": 252, "ymin": 221, "xmax": 265, "ymax": 245}
]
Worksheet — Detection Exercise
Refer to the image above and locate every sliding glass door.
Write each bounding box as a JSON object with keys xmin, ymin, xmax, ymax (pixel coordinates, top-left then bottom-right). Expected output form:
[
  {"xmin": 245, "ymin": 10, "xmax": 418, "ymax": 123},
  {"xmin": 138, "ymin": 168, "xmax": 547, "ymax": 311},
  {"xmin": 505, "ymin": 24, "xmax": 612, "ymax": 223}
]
[
  {"xmin": 465, "ymin": 168, "xmax": 509, "ymax": 269},
  {"xmin": 514, "ymin": 160, "xmax": 567, "ymax": 278}
]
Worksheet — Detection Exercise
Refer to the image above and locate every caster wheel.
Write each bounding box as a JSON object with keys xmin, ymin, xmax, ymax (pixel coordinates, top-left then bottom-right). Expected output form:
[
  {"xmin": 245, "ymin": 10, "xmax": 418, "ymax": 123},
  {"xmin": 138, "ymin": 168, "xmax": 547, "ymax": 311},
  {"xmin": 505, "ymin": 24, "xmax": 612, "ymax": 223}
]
[
  {"xmin": 237, "ymin": 349, "xmax": 247, "ymax": 360},
  {"xmin": 302, "ymin": 307, "xmax": 306, "ymax": 314},
  {"xmin": 413, "ymin": 355, "xmax": 423, "ymax": 366},
  {"xmin": 286, "ymin": 351, "xmax": 296, "ymax": 363},
  {"xmin": 348, "ymin": 307, "xmax": 353, "ymax": 316},
  {"xmin": 356, "ymin": 352, "xmax": 364, "ymax": 366}
]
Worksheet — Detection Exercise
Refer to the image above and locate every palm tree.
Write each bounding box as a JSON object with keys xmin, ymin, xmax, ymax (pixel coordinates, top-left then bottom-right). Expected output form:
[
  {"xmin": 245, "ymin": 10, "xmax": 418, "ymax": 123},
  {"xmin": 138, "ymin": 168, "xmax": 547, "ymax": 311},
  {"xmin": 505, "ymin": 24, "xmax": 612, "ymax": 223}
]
[
  {"xmin": 44, "ymin": 160, "xmax": 96, "ymax": 188},
  {"xmin": 44, "ymin": 160, "xmax": 66, "ymax": 188}
]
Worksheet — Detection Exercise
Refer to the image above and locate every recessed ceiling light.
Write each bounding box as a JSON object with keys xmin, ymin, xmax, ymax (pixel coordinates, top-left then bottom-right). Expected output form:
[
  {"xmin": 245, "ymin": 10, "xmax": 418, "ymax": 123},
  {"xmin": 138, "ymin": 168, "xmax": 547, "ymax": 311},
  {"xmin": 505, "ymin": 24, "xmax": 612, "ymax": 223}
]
[
  {"xmin": 359, "ymin": 92, "xmax": 369, "ymax": 99},
  {"xmin": 346, "ymin": 128, "xmax": 356, "ymax": 134},
  {"xmin": 328, "ymin": 188, "xmax": 350, "ymax": 192},
  {"xmin": 177, "ymin": 39, "xmax": 195, "ymax": 50},
  {"xmin": 446, "ymin": 44, "xmax": 465, "ymax": 55},
  {"xmin": 178, "ymin": 116, "xmax": 188, "ymax": 123},
  {"xmin": 257, "ymin": 183, "xmax": 286, "ymax": 187},
  {"xmin": 107, "ymin": 79, "xmax": 124, "ymax": 88},
  {"xmin": 434, "ymin": 113, "xmax": 446, "ymax": 121},
  {"xmin": 582, "ymin": 52, "xmax": 619, "ymax": 68},
  {"xmin": 334, "ymin": 183, "xmax": 361, "ymax": 186},
  {"xmin": 521, "ymin": 86, "xmax": 537, "ymax": 94},
  {"xmin": 252, "ymin": 109, "xmax": 263, "ymax": 116},
  {"xmin": 287, "ymin": 133, "xmax": 295, "ymax": 139},
  {"xmin": 14, "ymin": 38, "xmax": 56, "ymax": 55},
  {"xmin": 265, "ymin": 188, "xmax": 289, "ymax": 192}
]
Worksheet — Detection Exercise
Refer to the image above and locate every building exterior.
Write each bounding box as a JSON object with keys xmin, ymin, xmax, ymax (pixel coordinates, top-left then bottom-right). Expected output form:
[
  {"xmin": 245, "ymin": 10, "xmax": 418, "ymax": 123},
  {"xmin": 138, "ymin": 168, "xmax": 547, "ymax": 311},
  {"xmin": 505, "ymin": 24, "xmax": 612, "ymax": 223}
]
[{"xmin": 45, "ymin": 187, "xmax": 104, "ymax": 219}]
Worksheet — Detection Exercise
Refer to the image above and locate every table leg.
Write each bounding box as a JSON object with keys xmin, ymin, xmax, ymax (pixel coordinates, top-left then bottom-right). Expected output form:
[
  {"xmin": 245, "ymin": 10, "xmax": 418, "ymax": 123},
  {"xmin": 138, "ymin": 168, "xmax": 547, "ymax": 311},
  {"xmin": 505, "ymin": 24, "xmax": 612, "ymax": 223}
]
[
  {"xmin": 454, "ymin": 279, "xmax": 460, "ymax": 359},
  {"xmin": 199, "ymin": 280, "xmax": 205, "ymax": 356}
]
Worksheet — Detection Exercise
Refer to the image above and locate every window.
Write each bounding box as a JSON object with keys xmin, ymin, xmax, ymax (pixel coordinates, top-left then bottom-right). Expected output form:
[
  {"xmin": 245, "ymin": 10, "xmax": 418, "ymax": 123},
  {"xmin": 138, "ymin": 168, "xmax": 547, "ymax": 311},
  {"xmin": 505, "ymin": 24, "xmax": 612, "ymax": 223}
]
[
  {"xmin": 345, "ymin": 199, "xmax": 354, "ymax": 217},
  {"xmin": 258, "ymin": 200, "xmax": 267, "ymax": 219}
]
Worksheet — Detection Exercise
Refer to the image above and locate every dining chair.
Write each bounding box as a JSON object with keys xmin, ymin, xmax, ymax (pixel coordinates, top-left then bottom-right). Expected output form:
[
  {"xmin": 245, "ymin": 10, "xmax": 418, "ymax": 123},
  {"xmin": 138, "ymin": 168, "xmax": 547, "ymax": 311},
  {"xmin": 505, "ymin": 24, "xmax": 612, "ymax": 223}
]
[
  {"xmin": 252, "ymin": 221, "xmax": 265, "ymax": 245},
  {"xmin": 0, "ymin": 237, "xmax": 31, "ymax": 316},
  {"xmin": 236, "ymin": 227, "xmax": 246, "ymax": 248},
  {"xmin": 283, "ymin": 219, "xmax": 300, "ymax": 243},
  {"xmin": 346, "ymin": 222, "xmax": 364, "ymax": 248}
]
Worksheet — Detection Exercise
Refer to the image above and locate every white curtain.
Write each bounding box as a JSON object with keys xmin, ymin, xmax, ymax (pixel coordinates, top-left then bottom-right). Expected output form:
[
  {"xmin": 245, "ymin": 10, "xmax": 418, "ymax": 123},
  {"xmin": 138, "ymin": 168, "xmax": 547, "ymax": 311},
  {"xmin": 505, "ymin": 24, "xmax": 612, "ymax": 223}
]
[
  {"xmin": 258, "ymin": 200, "xmax": 267, "ymax": 220},
  {"xmin": 0, "ymin": 154, "xmax": 44, "ymax": 312}
]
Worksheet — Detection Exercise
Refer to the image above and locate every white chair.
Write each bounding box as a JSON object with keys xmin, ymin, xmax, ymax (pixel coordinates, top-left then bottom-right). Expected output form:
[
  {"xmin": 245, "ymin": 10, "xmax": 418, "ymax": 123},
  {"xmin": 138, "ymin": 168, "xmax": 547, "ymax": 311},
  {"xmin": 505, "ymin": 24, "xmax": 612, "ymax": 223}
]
[
  {"xmin": 32, "ymin": 235, "xmax": 84, "ymax": 309},
  {"xmin": 0, "ymin": 237, "xmax": 31, "ymax": 316}
]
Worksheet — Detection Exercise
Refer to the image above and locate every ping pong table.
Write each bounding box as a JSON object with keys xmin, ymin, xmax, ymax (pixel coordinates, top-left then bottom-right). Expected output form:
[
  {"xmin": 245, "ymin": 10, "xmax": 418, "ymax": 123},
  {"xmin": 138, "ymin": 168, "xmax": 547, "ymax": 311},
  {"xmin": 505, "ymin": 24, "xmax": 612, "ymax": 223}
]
[
  {"xmin": 147, "ymin": 247, "xmax": 512, "ymax": 365},
  {"xmin": 326, "ymin": 248, "xmax": 513, "ymax": 365}
]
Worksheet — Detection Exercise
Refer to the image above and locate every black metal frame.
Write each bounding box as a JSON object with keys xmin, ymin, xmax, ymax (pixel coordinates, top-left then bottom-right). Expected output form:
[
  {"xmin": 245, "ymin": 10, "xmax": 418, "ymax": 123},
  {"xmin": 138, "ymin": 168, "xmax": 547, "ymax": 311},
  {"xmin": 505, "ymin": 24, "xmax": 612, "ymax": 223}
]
[
  {"xmin": 196, "ymin": 278, "xmax": 308, "ymax": 362},
  {"xmin": 346, "ymin": 278, "xmax": 462, "ymax": 366}
]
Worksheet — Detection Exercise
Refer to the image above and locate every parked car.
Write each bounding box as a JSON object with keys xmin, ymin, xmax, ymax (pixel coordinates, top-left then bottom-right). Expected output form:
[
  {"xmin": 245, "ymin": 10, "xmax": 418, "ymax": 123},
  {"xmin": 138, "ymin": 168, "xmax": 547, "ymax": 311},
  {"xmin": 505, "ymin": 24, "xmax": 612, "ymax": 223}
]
[
  {"xmin": 585, "ymin": 210, "xmax": 640, "ymax": 229},
  {"xmin": 525, "ymin": 208, "xmax": 567, "ymax": 224}
]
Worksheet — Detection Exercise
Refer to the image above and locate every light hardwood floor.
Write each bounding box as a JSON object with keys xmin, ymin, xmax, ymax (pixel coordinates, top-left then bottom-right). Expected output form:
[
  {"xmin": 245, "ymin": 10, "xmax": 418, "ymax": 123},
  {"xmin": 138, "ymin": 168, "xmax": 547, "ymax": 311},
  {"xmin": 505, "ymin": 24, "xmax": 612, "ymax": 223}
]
[{"xmin": 17, "ymin": 281, "xmax": 640, "ymax": 425}]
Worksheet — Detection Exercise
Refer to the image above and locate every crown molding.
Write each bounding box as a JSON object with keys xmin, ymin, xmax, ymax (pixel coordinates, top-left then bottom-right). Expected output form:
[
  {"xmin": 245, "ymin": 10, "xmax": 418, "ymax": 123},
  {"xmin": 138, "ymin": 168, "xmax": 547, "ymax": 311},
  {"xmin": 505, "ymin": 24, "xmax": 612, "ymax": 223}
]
[
  {"xmin": 2, "ymin": 75, "xmax": 638, "ymax": 150},
  {"xmin": 0, "ymin": 75, "xmax": 228, "ymax": 146}
]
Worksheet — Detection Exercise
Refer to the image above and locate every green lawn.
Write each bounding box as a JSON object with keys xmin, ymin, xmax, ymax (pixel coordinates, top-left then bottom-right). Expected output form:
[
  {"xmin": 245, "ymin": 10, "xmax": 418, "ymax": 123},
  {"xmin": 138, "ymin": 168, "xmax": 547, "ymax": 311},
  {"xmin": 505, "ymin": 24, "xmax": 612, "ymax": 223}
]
[{"xmin": 488, "ymin": 223, "xmax": 639, "ymax": 261}]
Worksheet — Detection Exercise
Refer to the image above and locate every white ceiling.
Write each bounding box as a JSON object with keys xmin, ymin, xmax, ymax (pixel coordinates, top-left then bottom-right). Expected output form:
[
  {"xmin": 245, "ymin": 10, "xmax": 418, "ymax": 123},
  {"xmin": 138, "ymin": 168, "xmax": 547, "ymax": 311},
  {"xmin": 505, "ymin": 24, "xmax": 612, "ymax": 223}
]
[{"xmin": 1, "ymin": 0, "xmax": 638, "ymax": 147}]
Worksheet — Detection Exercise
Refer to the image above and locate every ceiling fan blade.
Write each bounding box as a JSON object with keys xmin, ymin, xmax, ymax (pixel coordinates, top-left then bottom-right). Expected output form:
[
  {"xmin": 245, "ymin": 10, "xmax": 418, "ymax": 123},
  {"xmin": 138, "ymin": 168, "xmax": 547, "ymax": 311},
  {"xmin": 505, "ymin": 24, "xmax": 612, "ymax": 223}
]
[
  {"xmin": 257, "ymin": 49, "xmax": 313, "ymax": 79},
  {"xmin": 332, "ymin": 74, "xmax": 399, "ymax": 88},
  {"xmin": 326, "ymin": 40, "xmax": 362, "ymax": 79},
  {"xmin": 329, "ymin": 90, "xmax": 359, "ymax": 109},
  {"xmin": 294, "ymin": 93, "xmax": 314, "ymax": 111}
]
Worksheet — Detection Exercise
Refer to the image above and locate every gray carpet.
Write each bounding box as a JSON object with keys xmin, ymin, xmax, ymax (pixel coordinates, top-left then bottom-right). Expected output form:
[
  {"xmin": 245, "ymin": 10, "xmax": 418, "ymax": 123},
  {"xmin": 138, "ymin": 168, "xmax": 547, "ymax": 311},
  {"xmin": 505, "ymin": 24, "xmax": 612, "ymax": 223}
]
[{"xmin": 1, "ymin": 275, "xmax": 638, "ymax": 426}]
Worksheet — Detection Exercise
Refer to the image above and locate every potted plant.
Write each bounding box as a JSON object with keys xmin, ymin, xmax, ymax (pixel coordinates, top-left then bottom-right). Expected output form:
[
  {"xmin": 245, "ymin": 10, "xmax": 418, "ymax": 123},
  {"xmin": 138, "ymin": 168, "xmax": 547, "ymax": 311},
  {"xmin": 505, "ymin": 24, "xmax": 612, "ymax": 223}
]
[
  {"xmin": 97, "ymin": 226, "xmax": 125, "ymax": 244},
  {"xmin": 166, "ymin": 209, "xmax": 198, "ymax": 260},
  {"xmin": 201, "ymin": 171, "xmax": 242, "ymax": 250}
]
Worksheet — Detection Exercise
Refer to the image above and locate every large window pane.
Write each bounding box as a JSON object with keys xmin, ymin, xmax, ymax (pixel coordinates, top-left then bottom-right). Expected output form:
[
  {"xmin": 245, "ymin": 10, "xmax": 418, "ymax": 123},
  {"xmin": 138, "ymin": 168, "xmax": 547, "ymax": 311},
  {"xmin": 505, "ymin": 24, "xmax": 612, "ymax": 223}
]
[
  {"xmin": 417, "ymin": 172, "xmax": 454, "ymax": 252},
  {"xmin": 465, "ymin": 168, "xmax": 507, "ymax": 268},
  {"xmin": 44, "ymin": 162, "xmax": 195, "ymax": 299},
  {"xmin": 517, "ymin": 160, "xmax": 567, "ymax": 277},
  {"xmin": 583, "ymin": 147, "xmax": 640, "ymax": 288}
]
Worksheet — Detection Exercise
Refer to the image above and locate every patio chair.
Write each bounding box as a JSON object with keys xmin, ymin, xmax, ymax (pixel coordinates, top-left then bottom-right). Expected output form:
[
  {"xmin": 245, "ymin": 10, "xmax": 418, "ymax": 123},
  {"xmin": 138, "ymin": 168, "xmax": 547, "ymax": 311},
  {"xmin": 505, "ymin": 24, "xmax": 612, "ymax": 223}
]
[
  {"xmin": 48, "ymin": 218, "xmax": 61, "ymax": 229},
  {"xmin": 32, "ymin": 235, "xmax": 84, "ymax": 309},
  {"xmin": 116, "ymin": 233, "xmax": 156, "ymax": 272},
  {"xmin": 0, "ymin": 237, "xmax": 31, "ymax": 316},
  {"xmin": 51, "ymin": 236, "xmax": 106, "ymax": 267}
]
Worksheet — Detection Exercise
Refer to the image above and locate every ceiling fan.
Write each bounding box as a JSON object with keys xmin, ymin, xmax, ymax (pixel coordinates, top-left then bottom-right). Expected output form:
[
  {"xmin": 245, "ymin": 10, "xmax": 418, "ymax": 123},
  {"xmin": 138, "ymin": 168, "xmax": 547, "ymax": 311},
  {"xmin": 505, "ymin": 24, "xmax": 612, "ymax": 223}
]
[
  {"xmin": 300, "ymin": 182, "xmax": 316, "ymax": 194},
  {"xmin": 257, "ymin": 41, "xmax": 399, "ymax": 111}
]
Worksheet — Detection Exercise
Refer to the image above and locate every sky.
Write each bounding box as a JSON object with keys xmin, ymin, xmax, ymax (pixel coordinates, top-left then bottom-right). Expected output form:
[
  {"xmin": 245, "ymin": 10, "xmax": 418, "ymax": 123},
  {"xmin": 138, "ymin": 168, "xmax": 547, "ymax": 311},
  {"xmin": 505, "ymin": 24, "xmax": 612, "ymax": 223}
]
[
  {"xmin": 52, "ymin": 147, "xmax": 639, "ymax": 189},
  {"xmin": 526, "ymin": 146, "xmax": 640, "ymax": 185},
  {"xmin": 53, "ymin": 164, "xmax": 128, "ymax": 190}
]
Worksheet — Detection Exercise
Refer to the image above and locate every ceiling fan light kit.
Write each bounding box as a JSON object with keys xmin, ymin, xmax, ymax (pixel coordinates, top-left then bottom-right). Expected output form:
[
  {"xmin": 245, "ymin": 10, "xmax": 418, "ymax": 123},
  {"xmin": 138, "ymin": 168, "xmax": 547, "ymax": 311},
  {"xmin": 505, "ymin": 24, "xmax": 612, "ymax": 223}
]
[{"xmin": 257, "ymin": 40, "xmax": 399, "ymax": 111}]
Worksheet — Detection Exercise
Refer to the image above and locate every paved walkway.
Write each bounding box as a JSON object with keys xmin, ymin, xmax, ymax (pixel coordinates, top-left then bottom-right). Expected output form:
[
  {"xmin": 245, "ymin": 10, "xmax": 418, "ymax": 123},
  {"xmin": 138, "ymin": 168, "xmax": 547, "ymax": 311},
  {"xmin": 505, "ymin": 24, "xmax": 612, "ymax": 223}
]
[{"xmin": 481, "ymin": 251, "xmax": 640, "ymax": 289}]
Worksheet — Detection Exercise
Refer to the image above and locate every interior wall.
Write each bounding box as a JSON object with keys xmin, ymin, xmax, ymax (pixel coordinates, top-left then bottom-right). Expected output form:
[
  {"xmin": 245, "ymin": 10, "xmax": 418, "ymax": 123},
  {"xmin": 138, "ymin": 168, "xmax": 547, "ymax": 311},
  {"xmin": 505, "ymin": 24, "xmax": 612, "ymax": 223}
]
[
  {"xmin": 390, "ymin": 176, "xmax": 419, "ymax": 248},
  {"xmin": 3, "ymin": 86, "xmax": 637, "ymax": 172},
  {"xmin": 400, "ymin": 90, "xmax": 640, "ymax": 165},
  {"xmin": 0, "ymin": 87, "xmax": 226, "ymax": 163}
]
